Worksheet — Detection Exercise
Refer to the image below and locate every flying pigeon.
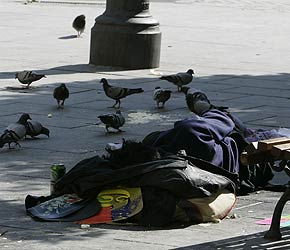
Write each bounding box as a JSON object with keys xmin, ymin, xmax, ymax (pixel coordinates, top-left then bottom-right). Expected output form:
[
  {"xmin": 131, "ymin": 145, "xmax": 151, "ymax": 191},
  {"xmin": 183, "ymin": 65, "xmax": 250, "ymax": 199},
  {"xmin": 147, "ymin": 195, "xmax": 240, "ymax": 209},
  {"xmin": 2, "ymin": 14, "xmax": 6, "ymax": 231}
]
[
  {"xmin": 98, "ymin": 110, "xmax": 125, "ymax": 133},
  {"xmin": 53, "ymin": 83, "xmax": 69, "ymax": 109},
  {"xmin": 26, "ymin": 120, "xmax": 50, "ymax": 138},
  {"xmin": 159, "ymin": 69, "xmax": 194, "ymax": 92},
  {"xmin": 73, "ymin": 14, "xmax": 86, "ymax": 37},
  {"xmin": 153, "ymin": 87, "xmax": 172, "ymax": 109},
  {"xmin": 100, "ymin": 78, "xmax": 144, "ymax": 108},
  {"xmin": 0, "ymin": 113, "xmax": 31, "ymax": 147},
  {"xmin": 15, "ymin": 71, "xmax": 46, "ymax": 88}
]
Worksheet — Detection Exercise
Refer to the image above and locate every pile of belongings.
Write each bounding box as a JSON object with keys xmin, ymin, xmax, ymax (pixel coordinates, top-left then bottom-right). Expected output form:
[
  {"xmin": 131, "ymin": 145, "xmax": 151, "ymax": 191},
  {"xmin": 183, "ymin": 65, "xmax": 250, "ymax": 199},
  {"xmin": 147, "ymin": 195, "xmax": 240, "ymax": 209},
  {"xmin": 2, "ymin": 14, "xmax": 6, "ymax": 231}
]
[{"xmin": 25, "ymin": 141, "xmax": 238, "ymax": 227}]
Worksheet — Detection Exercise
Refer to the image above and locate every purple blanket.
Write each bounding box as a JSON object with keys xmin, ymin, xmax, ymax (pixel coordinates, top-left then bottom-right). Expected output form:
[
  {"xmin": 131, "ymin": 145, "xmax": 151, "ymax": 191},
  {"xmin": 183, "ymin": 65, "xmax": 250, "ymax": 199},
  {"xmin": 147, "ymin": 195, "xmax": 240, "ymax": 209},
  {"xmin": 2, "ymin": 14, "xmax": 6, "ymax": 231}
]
[{"xmin": 153, "ymin": 109, "xmax": 240, "ymax": 174}]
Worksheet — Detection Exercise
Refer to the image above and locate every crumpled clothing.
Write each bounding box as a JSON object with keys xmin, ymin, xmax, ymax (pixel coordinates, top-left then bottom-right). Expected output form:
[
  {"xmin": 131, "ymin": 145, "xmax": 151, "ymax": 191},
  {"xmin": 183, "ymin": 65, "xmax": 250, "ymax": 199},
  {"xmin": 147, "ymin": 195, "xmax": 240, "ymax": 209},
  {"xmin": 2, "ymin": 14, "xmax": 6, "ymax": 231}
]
[{"xmin": 152, "ymin": 109, "xmax": 240, "ymax": 174}]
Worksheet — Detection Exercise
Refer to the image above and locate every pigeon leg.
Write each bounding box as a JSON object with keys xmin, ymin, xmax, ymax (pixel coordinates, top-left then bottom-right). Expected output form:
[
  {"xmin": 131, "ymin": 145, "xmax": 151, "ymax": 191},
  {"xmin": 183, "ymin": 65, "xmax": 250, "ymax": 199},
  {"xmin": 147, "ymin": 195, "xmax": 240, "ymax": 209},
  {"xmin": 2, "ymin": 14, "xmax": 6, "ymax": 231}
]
[
  {"xmin": 8, "ymin": 141, "xmax": 20, "ymax": 149},
  {"xmin": 61, "ymin": 100, "xmax": 65, "ymax": 109},
  {"xmin": 56, "ymin": 100, "xmax": 61, "ymax": 109},
  {"xmin": 117, "ymin": 128, "xmax": 124, "ymax": 133},
  {"xmin": 116, "ymin": 100, "xmax": 121, "ymax": 109},
  {"xmin": 110, "ymin": 100, "xmax": 118, "ymax": 108},
  {"xmin": 157, "ymin": 102, "xmax": 163, "ymax": 109}
]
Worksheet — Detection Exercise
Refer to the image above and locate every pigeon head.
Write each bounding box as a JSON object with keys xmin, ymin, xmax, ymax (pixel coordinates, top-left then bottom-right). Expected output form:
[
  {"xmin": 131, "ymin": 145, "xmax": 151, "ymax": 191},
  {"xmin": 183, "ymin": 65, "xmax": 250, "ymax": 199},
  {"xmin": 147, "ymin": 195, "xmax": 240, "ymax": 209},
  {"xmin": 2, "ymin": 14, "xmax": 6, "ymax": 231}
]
[
  {"xmin": 60, "ymin": 83, "xmax": 66, "ymax": 88},
  {"xmin": 18, "ymin": 113, "xmax": 32, "ymax": 124},
  {"xmin": 15, "ymin": 73, "xmax": 19, "ymax": 79},
  {"xmin": 116, "ymin": 110, "xmax": 122, "ymax": 115},
  {"xmin": 100, "ymin": 78, "xmax": 107, "ymax": 84},
  {"xmin": 155, "ymin": 86, "xmax": 161, "ymax": 90},
  {"xmin": 79, "ymin": 14, "xmax": 85, "ymax": 20},
  {"xmin": 187, "ymin": 69, "xmax": 194, "ymax": 75}
]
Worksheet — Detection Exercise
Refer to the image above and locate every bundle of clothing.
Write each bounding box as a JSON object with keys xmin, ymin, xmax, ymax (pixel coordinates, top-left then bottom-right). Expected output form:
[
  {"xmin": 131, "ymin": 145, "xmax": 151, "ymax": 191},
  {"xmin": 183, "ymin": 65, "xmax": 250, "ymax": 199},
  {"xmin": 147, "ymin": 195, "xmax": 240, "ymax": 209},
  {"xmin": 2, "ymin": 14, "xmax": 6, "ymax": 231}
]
[
  {"xmin": 25, "ymin": 91, "xmax": 278, "ymax": 226},
  {"xmin": 25, "ymin": 140, "xmax": 239, "ymax": 226}
]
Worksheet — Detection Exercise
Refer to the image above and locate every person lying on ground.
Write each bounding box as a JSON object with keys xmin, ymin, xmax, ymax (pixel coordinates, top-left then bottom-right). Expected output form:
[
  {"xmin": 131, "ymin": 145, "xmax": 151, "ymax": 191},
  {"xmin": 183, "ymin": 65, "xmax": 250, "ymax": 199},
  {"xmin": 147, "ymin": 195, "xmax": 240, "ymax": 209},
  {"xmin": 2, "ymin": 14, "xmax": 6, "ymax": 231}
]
[{"xmin": 142, "ymin": 90, "xmax": 275, "ymax": 193}]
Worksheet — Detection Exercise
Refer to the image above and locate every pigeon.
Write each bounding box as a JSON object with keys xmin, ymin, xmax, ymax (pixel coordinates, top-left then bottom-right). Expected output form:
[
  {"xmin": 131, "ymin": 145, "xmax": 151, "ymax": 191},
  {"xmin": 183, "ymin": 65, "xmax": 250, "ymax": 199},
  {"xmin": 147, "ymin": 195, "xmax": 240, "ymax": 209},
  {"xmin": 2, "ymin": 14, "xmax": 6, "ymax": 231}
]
[
  {"xmin": 98, "ymin": 110, "xmax": 125, "ymax": 133},
  {"xmin": 159, "ymin": 69, "xmax": 194, "ymax": 92},
  {"xmin": 0, "ymin": 113, "xmax": 31, "ymax": 147},
  {"xmin": 73, "ymin": 14, "xmax": 86, "ymax": 37},
  {"xmin": 183, "ymin": 87, "xmax": 228, "ymax": 114},
  {"xmin": 15, "ymin": 71, "xmax": 46, "ymax": 88},
  {"xmin": 100, "ymin": 78, "xmax": 144, "ymax": 108},
  {"xmin": 53, "ymin": 83, "xmax": 69, "ymax": 109},
  {"xmin": 153, "ymin": 87, "xmax": 172, "ymax": 109},
  {"xmin": 186, "ymin": 92, "xmax": 211, "ymax": 115},
  {"xmin": 26, "ymin": 120, "xmax": 50, "ymax": 138}
]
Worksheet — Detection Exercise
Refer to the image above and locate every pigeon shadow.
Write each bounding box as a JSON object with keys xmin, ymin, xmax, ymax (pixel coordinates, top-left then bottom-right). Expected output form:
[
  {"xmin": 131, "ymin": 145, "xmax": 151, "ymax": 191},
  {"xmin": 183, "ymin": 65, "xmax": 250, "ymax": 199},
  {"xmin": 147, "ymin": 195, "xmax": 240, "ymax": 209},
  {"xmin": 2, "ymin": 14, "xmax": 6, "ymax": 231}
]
[
  {"xmin": 4, "ymin": 86, "xmax": 42, "ymax": 93},
  {"xmin": 0, "ymin": 64, "xmax": 132, "ymax": 80},
  {"xmin": 5, "ymin": 86, "xmax": 29, "ymax": 91},
  {"xmin": 58, "ymin": 35, "xmax": 78, "ymax": 40}
]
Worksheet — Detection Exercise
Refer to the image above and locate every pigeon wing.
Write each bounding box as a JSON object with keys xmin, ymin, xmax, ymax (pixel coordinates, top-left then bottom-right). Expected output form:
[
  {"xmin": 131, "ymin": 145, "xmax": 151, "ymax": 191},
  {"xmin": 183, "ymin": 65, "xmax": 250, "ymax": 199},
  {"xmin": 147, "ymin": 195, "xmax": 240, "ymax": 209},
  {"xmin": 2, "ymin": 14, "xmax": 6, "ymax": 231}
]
[
  {"xmin": 26, "ymin": 121, "xmax": 42, "ymax": 137},
  {"xmin": 176, "ymin": 72, "xmax": 193, "ymax": 85},
  {"xmin": 159, "ymin": 90, "xmax": 171, "ymax": 103},
  {"xmin": 17, "ymin": 71, "xmax": 32, "ymax": 84},
  {"xmin": 153, "ymin": 89, "xmax": 163, "ymax": 101},
  {"xmin": 106, "ymin": 86, "xmax": 126, "ymax": 100},
  {"xmin": 5, "ymin": 123, "xmax": 26, "ymax": 140},
  {"xmin": 98, "ymin": 114, "xmax": 114, "ymax": 126},
  {"xmin": 111, "ymin": 113, "xmax": 125, "ymax": 129},
  {"xmin": 53, "ymin": 86, "xmax": 69, "ymax": 100}
]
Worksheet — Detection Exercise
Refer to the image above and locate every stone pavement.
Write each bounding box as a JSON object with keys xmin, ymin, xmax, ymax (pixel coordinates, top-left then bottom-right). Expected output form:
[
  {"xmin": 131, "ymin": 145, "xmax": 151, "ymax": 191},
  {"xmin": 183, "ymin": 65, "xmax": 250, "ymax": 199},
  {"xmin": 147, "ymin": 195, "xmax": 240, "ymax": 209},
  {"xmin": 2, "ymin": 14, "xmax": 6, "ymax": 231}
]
[{"xmin": 1, "ymin": 0, "xmax": 290, "ymax": 249}]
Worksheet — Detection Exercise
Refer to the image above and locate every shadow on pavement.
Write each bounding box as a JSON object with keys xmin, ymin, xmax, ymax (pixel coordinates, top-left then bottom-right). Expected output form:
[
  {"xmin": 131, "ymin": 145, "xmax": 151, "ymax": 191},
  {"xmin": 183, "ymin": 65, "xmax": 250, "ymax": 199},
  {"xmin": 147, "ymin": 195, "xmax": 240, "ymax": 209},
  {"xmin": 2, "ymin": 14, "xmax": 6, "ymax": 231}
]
[
  {"xmin": 58, "ymin": 34, "xmax": 78, "ymax": 40},
  {"xmin": 0, "ymin": 63, "xmax": 157, "ymax": 79}
]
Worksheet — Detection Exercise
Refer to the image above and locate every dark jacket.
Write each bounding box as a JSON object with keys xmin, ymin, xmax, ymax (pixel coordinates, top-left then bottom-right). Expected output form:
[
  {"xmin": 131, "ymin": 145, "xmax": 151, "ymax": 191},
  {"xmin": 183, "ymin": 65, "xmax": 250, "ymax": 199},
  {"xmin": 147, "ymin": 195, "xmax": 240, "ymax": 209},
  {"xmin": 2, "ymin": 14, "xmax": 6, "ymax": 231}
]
[{"xmin": 54, "ymin": 154, "xmax": 237, "ymax": 199}]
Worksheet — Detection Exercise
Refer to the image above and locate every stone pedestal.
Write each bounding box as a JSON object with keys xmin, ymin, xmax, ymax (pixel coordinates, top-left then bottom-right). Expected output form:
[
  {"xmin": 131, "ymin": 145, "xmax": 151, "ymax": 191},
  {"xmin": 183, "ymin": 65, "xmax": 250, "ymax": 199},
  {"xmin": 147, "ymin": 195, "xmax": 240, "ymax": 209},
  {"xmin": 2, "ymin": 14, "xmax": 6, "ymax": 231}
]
[{"xmin": 90, "ymin": 0, "xmax": 161, "ymax": 69}]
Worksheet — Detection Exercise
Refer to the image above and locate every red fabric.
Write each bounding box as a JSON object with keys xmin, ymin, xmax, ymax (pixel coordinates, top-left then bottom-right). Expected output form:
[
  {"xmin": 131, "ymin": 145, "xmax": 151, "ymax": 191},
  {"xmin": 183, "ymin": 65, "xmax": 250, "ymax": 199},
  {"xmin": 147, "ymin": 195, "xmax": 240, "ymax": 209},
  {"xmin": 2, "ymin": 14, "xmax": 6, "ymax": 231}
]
[{"xmin": 76, "ymin": 207, "xmax": 112, "ymax": 224}]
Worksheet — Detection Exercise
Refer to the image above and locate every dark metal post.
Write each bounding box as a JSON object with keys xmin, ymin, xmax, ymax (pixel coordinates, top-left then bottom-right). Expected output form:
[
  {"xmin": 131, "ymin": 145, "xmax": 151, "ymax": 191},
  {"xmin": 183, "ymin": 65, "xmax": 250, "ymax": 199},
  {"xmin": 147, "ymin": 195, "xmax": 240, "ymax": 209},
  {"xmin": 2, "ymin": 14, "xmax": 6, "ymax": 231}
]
[{"xmin": 89, "ymin": 0, "xmax": 161, "ymax": 69}]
